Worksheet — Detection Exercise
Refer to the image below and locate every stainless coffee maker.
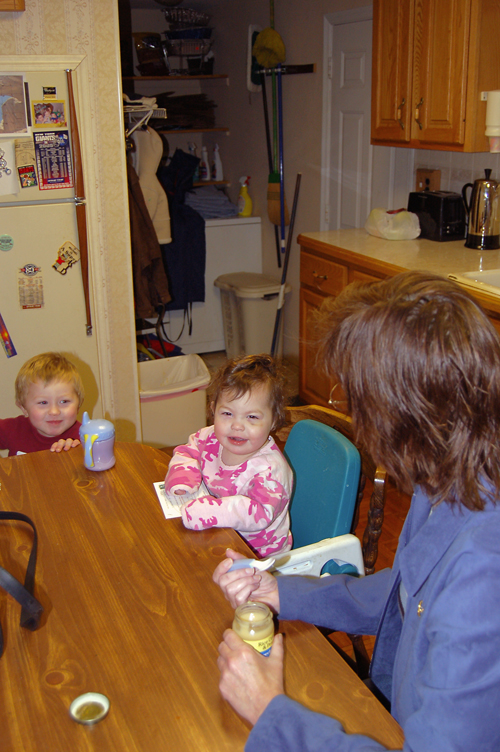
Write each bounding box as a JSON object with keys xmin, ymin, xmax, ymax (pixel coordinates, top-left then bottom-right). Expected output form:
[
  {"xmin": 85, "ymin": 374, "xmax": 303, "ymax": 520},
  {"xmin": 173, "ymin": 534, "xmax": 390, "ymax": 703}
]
[{"xmin": 462, "ymin": 169, "xmax": 500, "ymax": 250}]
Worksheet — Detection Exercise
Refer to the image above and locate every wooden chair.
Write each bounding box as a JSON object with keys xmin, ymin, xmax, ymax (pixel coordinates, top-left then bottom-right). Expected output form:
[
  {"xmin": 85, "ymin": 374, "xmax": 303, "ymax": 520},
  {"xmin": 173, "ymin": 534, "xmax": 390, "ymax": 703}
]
[{"xmin": 275, "ymin": 404, "xmax": 389, "ymax": 677}]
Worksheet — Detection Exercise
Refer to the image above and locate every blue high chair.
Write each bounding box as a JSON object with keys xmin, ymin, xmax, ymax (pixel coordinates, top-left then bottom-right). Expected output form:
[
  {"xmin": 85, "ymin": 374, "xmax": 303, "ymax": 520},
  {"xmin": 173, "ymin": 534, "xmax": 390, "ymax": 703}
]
[{"xmin": 271, "ymin": 416, "xmax": 364, "ymax": 578}]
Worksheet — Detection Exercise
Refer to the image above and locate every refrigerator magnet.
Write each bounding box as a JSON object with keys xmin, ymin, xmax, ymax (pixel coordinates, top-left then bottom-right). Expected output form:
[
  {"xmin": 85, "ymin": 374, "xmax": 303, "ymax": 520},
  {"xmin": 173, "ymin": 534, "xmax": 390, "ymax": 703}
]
[
  {"xmin": 34, "ymin": 130, "xmax": 73, "ymax": 190},
  {"xmin": 0, "ymin": 312, "xmax": 17, "ymax": 358},
  {"xmin": 18, "ymin": 264, "xmax": 44, "ymax": 310},
  {"xmin": 15, "ymin": 138, "xmax": 38, "ymax": 188},
  {"xmin": 42, "ymin": 87, "xmax": 57, "ymax": 100},
  {"xmin": 32, "ymin": 101, "xmax": 67, "ymax": 128},
  {"xmin": 53, "ymin": 241, "xmax": 80, "ymax": 275},
  {"xmin": 0, "ymin": 234, "xmax": 13, "ymax": 252}
]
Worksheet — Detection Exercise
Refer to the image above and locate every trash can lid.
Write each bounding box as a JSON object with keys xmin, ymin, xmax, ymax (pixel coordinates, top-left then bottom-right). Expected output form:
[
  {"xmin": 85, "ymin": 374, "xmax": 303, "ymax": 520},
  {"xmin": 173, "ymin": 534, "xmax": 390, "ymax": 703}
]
[{"xmin": 214, "ymin": 272, "xmax": 291, "ymax": 298}]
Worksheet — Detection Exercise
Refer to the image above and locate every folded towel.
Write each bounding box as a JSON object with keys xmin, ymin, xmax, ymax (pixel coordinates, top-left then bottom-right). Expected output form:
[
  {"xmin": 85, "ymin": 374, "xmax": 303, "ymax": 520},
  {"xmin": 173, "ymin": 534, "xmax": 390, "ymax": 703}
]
[{"xmin": 185, "ymin": 186, "xmax": 238, "ymax": 219}]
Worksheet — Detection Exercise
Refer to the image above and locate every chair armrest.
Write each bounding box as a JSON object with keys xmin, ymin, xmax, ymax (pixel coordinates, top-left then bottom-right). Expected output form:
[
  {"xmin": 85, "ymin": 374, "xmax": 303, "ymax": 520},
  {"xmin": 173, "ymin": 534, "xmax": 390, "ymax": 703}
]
[{"xmin": 271, "ymin": 534, "xmax": 364, "ymax": 578}]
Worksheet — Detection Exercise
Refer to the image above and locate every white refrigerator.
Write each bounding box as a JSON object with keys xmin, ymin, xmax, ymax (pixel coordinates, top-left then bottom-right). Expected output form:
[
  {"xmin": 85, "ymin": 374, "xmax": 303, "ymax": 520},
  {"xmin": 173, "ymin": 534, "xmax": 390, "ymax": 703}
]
[{"xmin": 0, "ymin": 61, "xmax": 101, "ymax": 438}]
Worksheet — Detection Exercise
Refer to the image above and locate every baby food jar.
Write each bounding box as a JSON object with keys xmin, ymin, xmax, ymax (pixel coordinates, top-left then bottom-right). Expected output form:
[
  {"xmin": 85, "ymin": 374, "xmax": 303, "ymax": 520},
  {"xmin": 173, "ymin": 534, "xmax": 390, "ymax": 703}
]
[{"xmin": 232, "ymin": 601, "xmax": 274, "ymax": 657}]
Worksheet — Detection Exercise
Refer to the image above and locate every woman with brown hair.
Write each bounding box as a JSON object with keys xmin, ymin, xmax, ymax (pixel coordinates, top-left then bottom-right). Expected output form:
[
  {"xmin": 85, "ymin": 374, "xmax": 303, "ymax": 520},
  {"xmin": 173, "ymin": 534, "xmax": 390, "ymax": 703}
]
[{"xmin": 213, "ymin": 271, "xmax": 500, "ymax": 751}]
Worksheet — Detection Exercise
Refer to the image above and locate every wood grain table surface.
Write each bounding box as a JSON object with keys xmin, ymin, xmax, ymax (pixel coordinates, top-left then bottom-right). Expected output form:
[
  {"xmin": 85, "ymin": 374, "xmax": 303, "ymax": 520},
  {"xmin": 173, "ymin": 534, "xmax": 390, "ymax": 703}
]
[{"xmin": 0, "ymin": 442, "xmax": 404, "ymax": 751}]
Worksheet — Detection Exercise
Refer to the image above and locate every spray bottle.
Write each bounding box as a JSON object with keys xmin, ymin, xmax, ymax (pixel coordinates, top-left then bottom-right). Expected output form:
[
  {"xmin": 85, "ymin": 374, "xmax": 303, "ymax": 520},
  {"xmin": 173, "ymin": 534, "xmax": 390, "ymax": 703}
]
[
  {"xmin": 238, "ymin": 176, "xmax": 253, "ymax": 217},
  {"xmin": 211, "ymin": 143, "xmax": 224, "ymax": 181},
  {"xmin": 200, "ymin": 146, "xmax": 210, "ymax": 181}
]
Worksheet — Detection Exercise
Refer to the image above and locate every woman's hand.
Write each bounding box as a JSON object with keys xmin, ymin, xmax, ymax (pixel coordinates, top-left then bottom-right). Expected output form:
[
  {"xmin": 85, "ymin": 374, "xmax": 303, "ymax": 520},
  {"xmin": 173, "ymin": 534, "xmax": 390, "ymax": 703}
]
[
  {"xmin": 217, "ymin": 629, "xmax": 285, "ymax": 726},
  {"xmin": 213, "ymin": 549, "xmax": 280, "ymax": 613}
]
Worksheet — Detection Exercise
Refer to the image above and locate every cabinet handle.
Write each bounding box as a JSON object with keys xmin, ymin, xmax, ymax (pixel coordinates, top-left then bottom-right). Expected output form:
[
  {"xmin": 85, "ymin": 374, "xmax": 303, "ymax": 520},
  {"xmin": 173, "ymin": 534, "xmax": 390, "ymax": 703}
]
[
  {"xmin": 414, "ymin": 97, "xmax": 423, "ymax": 130},
  {"xmin": 312, "ymin": 271, "xmax": 328, "ymax": 281},
  {"xmin": 397, "ymin": 98, "xmax": 405, "ymax": 130}
]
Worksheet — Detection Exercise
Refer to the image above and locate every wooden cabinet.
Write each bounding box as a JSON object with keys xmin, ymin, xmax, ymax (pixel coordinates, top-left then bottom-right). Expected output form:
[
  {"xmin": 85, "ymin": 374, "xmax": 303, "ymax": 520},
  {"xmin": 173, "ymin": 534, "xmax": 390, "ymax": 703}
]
[
  {"xmin": 371, "ymin": 0, "xmax": 500, "ymax": 151},
  {"xmin": 299, "ymin": 231, "xmax": 500, "ymax": 407},
  {"xmin": 298, "ymin": 238, "xmax": 385, "ymax": 406}
]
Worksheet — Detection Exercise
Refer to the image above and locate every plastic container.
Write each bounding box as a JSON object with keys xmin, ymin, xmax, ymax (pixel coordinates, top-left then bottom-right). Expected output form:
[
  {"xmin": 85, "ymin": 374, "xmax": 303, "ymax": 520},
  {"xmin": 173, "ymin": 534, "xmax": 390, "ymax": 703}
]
[
  {"xmin": 200, "ymin": 146, "xmax": 210, "ymax": 181},
  {"xmin": 211, "ymin": 144, "xmax": 223, "ymax": 181},
  {"xmin": 138, "ymin": 354, "xmax": 210, "ymax": 447},
  {"xmin": 238, "ymin": 176, "xmax": 252, "ymax": 217},
  {"xmin": 214, "ymin": 272, "xmax": 291, "ymax": 358}
]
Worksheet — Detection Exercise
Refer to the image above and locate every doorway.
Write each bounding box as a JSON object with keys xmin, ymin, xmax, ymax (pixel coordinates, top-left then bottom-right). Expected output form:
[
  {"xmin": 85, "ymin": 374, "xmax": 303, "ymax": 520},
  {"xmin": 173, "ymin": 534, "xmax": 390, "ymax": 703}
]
[{"xmin": 321, "ymin": 7, "xmax": 373, "ymax": 231}]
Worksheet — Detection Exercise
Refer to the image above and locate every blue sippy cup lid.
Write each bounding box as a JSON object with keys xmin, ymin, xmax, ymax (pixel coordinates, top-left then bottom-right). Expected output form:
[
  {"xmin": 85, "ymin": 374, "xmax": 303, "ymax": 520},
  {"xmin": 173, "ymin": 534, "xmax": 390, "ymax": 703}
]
[{"xmin": 79, "ymin": 412, "xmax": 115, "ymax": 441}]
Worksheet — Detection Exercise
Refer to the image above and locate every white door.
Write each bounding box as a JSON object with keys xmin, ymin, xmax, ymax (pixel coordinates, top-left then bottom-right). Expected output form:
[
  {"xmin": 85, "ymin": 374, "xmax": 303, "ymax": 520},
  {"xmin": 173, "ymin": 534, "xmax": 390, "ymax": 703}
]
[{"xmin": 321, "ymin": 8, "xmax": 373, "ymax": 230}]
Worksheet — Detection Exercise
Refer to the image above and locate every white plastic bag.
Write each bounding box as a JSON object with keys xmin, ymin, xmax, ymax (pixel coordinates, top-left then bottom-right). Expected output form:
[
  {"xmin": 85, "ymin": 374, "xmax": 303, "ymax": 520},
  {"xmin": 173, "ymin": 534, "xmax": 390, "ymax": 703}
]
[{"xmin": 365, "ymin": 208, "xmax": 420, "ymax": 240}]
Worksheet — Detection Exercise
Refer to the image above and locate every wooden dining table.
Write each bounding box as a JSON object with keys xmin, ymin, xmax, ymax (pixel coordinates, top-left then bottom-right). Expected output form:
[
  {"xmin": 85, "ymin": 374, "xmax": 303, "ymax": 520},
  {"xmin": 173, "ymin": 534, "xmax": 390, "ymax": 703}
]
[{"xmin": 0, "ymin": 442, "xmax": 404, "ymax": 752}]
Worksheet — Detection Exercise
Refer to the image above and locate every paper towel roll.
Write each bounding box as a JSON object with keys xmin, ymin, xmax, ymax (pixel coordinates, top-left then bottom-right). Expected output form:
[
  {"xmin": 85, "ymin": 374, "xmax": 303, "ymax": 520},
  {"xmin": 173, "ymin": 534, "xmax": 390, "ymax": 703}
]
[{"xmin": 485, "ymin": 90, "xmax": 500, "ymax": 137}]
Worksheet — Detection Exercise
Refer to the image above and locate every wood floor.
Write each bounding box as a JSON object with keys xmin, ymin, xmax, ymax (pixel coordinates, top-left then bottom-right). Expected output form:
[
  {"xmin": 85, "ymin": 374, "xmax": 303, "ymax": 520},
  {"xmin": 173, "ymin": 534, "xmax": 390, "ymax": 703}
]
[{"xmin": 328, "ymin": 478, "xmax": 411, "ymax": 662}]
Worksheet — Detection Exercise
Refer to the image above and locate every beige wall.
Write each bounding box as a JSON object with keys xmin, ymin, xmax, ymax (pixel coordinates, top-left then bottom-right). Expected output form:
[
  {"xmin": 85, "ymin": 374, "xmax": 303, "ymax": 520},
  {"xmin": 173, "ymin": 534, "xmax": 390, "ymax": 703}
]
[{"xmin": 0, "ymin": 0, "xmax": 140, "ymax": 441}]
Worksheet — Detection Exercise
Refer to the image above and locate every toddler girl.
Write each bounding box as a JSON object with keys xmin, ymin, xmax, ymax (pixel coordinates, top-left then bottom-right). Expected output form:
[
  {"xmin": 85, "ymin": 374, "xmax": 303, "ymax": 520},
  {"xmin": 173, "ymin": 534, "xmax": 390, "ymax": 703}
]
[{"xmin": 164, "ymin": 354, "xmax": 293, "ymax": 558}]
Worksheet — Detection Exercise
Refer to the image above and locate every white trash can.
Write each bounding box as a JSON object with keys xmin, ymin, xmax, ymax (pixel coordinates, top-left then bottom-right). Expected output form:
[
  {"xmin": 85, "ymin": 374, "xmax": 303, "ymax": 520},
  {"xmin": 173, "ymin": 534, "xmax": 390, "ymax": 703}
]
[
  {"xmin": 138, "ymin": 354, "xmax": 211, "ymax": 448},
  {"xmin": 214, "ymin": 272, "xmax": 291, "ymax": 359}
]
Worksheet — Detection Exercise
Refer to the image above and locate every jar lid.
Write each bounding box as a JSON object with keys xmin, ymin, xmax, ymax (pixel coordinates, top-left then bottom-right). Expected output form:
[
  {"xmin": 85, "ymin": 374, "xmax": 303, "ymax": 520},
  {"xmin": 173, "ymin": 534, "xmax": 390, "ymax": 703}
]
[{"xmin": 69, "ymin": 692, "xmax": 110, "ymax": 725}]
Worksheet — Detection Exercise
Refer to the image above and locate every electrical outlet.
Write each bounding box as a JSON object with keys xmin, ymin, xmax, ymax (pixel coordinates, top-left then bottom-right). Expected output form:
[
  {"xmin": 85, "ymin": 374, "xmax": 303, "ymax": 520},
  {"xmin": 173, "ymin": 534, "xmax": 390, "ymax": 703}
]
[{"xmin": 415, "ymin": 168, "xmax": 441, "ymax": 192}]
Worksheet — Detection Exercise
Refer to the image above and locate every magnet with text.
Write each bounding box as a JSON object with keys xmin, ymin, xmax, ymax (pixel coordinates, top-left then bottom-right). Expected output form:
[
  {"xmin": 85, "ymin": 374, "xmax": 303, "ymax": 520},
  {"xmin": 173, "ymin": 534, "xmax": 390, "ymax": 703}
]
[
  {"xmin": 18, "ymin": 264, "xmax": 44, "ymax": 310},
  {"xmin": 0, "ymin": 234, "xmax": 13, "ymax": 251},
  {"xmin": 53, "ymin": 241, "xmax": 80, "ymax": 274}
]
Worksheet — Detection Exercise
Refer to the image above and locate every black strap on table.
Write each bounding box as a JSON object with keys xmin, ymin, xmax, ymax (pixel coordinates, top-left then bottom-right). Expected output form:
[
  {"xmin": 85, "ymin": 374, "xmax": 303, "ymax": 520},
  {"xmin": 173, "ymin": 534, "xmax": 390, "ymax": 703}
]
[{"xmin": 0, "ymin": 512, "xmax": 44, "ymax": 657}]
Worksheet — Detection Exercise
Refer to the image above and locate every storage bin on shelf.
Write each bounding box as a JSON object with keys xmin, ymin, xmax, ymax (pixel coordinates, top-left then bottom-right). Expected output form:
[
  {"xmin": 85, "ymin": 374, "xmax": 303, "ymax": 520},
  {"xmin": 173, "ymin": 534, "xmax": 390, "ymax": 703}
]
[
  {"xmin": 214, "ymin": 272, "xmax": 291, "ymax": 359},
  {"xmin": 138, "ymin": 354, "xmax": 210, "ymax": 448}
]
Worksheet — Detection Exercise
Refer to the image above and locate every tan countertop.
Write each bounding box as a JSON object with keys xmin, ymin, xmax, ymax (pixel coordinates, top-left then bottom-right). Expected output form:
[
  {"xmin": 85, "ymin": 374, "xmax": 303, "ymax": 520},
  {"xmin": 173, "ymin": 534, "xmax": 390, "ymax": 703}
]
[
  {"xmin": 298, "ymin": 229, "xmax": 500, "ymax": 319},
  {"xmin": 298, "ymin": 229, "xmax": 500, "ymax": 277}
]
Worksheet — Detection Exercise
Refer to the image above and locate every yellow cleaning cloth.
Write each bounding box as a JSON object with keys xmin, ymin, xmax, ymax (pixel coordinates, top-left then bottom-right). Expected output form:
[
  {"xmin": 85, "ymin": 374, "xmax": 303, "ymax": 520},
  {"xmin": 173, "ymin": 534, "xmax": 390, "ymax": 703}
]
[{"xmin": 252, "ymin": 28, "xmax": 286, "ymax": 68}]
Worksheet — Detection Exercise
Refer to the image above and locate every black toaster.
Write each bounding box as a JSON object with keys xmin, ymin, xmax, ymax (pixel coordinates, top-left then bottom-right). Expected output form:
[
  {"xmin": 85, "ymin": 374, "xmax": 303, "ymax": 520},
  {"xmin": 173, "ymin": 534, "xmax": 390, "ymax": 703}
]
[{"xmin": 407, "ymin": 190, "xmax": 466, "ymax": 242}]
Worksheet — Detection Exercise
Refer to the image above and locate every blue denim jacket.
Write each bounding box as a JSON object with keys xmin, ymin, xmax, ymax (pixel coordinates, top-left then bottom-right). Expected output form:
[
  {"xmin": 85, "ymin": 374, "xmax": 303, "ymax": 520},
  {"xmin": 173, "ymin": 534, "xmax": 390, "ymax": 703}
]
[{"xmin": 246, "ymin": 487, "xmax": 500, "ymax": 751}]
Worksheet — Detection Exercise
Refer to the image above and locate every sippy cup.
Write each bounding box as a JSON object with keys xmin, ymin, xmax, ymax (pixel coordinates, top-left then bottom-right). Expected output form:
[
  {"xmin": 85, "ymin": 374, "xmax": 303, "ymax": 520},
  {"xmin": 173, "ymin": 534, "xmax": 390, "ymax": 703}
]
[{"xmin": 79, "ymin": 412, "xmax": 116, "ymax": 471}]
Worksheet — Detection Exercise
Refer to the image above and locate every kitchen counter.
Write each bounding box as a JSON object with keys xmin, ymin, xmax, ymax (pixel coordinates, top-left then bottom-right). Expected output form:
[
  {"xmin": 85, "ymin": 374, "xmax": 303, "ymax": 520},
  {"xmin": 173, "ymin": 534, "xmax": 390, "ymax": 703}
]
[
  {"xmin": 298, "ymin": 229, "xmax": 500, "ymax": 318},
  {"xmin": 298, "ymin": 229, "xmax": 500, "ymax": 406},
  {"xmin": 298, "ymin": 228, "xmax": 500, "ymax": 277}
]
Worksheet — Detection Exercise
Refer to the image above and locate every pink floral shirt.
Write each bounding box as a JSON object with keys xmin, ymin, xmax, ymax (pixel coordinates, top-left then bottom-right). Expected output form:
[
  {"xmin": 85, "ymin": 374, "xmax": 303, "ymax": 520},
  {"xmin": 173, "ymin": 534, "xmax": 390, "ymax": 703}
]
[{"xmin": 164, "ymin": 426, "xmax": 293, "ymax": 557}]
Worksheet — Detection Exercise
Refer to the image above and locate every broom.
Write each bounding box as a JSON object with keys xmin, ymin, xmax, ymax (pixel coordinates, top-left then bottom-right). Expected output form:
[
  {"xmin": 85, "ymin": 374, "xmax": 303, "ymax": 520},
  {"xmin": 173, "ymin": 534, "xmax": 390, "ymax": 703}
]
[{"xmin": 252, "ymin": 1, "xmax": 289, "ymax": 228}]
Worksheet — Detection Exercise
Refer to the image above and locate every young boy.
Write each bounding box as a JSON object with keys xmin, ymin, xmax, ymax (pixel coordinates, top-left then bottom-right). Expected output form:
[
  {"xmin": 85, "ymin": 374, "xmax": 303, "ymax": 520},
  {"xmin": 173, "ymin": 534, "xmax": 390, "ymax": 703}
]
[
  {"xmin": 0, "ymin": 352, "xmax": 84, "ymax": 456},
  {"xmin": 164, "ymin": 354, "xmax": 293, "ymax": 558}
]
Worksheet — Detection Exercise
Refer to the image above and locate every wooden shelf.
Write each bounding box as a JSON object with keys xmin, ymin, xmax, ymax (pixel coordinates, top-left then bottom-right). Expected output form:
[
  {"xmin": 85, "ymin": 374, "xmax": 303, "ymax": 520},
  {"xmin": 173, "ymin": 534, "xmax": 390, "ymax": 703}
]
[
  {"xmin": 192, "ymin": 180, "xmax": 229, "ymax": 187},
  {"xmin": 123, "ymin": 75, "xmax": 228, "ymax": 81},
  {"xmin": 157, "ymin": 127, "xmax": 229, "ymax": 135}
]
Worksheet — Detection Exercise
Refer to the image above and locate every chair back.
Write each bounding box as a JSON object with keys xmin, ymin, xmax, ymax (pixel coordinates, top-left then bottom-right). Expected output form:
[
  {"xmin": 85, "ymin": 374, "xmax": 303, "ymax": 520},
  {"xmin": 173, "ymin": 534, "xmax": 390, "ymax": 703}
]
[{"xmin": 284, "ymin": 419, "xmax": 361, "ymax": 550}]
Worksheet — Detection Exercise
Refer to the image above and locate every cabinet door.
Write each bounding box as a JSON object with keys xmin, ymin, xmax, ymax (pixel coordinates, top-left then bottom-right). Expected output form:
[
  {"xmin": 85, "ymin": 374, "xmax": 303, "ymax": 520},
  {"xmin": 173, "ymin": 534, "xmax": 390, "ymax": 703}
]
[
  {"xmin": 299, "ymin": 288, "xmax": 334, "ymax": 407},
  {"xmin": 412, "ymin": 0, "xmax": 470, "ymax": 145},
  {"xmin": 371, "ymin": 0, "xmax": 414, "ymax": 143}
]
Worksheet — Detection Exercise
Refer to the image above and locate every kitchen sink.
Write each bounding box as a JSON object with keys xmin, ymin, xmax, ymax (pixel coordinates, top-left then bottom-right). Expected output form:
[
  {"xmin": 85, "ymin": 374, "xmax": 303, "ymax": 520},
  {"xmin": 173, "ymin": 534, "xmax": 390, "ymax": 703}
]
[{"xmin": 448, "ymin": 269, "xmax": 500, "ymax": 297}]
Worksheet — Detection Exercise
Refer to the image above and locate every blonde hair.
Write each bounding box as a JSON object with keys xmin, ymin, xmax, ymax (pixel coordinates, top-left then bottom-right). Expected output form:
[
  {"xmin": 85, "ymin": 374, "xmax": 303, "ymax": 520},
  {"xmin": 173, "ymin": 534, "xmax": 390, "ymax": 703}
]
[{"xmin": 15, "ymin": 352, "xmax": 84, "ymax": 408}]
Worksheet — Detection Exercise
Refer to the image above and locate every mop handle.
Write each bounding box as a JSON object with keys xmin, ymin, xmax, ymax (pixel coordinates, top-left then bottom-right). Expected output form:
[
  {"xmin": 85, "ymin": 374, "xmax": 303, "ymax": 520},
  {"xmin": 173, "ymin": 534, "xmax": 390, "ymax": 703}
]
[
  {"xmin": 277, "ymin": 65, "xmax": 285, "ymax": 254},
  {"xmin": 270, "ymin": 173, "xmax": 302, "ymax": 357}
]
